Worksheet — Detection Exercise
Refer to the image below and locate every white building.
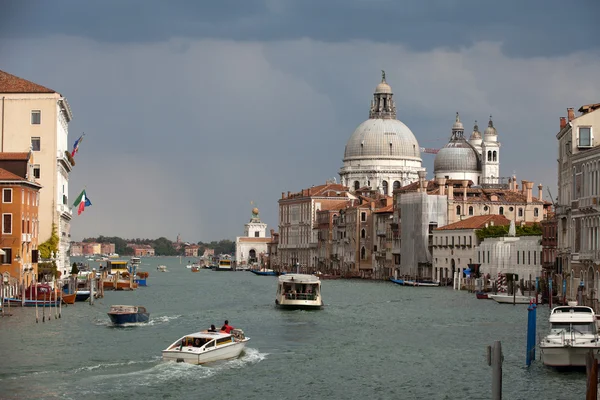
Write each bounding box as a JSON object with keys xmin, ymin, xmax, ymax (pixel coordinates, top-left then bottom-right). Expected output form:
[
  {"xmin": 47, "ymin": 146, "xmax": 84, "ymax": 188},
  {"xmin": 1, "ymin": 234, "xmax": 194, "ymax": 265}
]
[
  {"xmin": 476, "ymin": 235, "xmax": 543, "ymax": 280},
  {"xmin": 235, "ymin": 207, "xmax": 270, "ymax": 267},
  {"xmin": 339, "ymin": 71, "xmax": 425, "ymax": 195},
  {"xmin": 434, "ymin": 113, "xmax": 501, "ymax": 186},
  {"xmin": 433, "ymin": 214, "xmax": 511, "ymax": 283}
]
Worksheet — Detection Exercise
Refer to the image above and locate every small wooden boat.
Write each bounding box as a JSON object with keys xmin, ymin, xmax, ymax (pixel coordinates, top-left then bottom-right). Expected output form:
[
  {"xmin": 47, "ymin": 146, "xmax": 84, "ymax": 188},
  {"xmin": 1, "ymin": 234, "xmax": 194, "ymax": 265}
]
[
  {"xmin": 191, "ymin": 266, "xmax": 200, "ymax": 272},
  {"xmin": 3, "ymin": 298, "xmax": 61, "ymax": 307},
  {"xmin": 75, "ymin": 290, "xmax": 91, "ymax": 302},
  {"xmin": 475, "ymin": 291, "xmax": 489, "ymax": 300},
  {"xmin": 107, "ymin": 305, "xmax": 150, "ymax": 325},
  {"xmin": 61, "ymin": 292, "xmax": 76, "ymax": 304}
]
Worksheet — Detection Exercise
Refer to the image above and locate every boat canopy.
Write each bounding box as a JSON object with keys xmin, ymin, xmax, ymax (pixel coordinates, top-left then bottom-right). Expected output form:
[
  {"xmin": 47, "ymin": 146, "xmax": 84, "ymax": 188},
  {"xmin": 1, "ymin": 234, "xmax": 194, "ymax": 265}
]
[
  {"xmin": 278, "ymin": 274, "xmax": 320, "ymax": 284},
  {"xmin": 549, "ymin": 306, "xmax": 595, "ymax": 323}
]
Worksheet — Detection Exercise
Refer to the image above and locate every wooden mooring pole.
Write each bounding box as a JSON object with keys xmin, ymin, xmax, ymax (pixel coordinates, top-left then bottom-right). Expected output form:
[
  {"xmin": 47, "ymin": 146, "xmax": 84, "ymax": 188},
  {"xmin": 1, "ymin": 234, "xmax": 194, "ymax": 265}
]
[
  {"xmin": 487, "ymin": 340, "xmax": 503, "ymax": 400},
  {"xmin": 586, "ymin": 350, "xmax": 598, "ymax": 400}
]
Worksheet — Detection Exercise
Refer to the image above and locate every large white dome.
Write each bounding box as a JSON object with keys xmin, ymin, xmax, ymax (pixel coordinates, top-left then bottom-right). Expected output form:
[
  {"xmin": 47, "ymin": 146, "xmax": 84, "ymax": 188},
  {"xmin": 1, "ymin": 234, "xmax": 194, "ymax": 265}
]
[{"xmin": 344, "ymin": 118, "xmax": 421, "ymax": 161}]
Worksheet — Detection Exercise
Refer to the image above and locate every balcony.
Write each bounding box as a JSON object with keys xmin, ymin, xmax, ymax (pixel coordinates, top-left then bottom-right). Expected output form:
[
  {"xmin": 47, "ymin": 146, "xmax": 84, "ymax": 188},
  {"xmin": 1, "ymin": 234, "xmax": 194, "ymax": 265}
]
[
  {"xmin": 57, "ymin": 150, "xmax": 74, "ymax": 172},
  {"xmin": 59, "ymin": 203, "xmax": 72, "ymax": 217},
  {"xmin": 21, "ymin": 233, "xmax": 32, "ymax": 242}
]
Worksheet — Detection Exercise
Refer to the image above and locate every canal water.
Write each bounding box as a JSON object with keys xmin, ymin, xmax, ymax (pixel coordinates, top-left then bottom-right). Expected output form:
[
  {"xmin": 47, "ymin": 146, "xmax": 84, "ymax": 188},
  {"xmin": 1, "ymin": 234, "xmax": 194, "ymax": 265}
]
[{"xmin": 0, "ymin": 257, "xmax": 588, "ymax": 399}]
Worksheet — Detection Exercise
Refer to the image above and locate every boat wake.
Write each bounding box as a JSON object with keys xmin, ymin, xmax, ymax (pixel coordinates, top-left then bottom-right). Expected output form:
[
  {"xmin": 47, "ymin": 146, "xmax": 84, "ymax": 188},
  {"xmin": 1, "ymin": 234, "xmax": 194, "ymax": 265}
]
[{"xmin": 94, "ymin": 314, "xmax": 181, "ymax": 327}]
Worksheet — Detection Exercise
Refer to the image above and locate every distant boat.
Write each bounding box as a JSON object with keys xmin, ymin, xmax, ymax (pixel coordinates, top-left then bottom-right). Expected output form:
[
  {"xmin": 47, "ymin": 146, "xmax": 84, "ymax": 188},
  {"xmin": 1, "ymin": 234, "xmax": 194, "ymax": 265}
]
[
  {"xmin": 191, "ymin": 266, "xmax": 200, "ymax": 272},
  {"xmin": 389, "ymin": 278, "xmax": 440, "ymax": 287},
  {"xmin": 107, "ymin": 305, "xmax": 150, "ymax": 325},
  {"xmin": 489, "ymin": 293, "xmax": 535, "ymax": 304},
  {"xmin": 275, "ymin": 274, "xmax": 323, "ymax": 310}
]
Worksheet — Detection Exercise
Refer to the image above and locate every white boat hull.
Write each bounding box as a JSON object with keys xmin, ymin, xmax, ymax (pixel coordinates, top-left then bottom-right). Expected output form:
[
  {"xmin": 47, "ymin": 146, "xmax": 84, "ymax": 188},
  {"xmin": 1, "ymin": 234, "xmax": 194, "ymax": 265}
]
[
  {"xmin": 162, "ymin": 339, "xmax": 248, "ymax": 365},
  {"xmin": 489, "ymin": 294, "xmax": 534, "ymax": 304},
  {"xmin": 276, "ymin": 296, "xmax": 323, "ymax": 310},
  {"xmin": 540, "ymin": 345, "xmax": 600, "ymax": 367}
]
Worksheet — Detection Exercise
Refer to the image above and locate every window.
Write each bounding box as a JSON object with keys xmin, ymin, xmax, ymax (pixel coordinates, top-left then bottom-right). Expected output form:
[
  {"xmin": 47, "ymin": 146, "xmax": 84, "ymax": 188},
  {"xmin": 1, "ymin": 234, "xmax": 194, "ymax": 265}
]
[
  {"xmin": 499, "ymin": 206, "xmax": 504, "ymax": 215},
  {"xmin": 487, "ymin": 151, "xmax": 492, "ymax": 161},
  {"xmin": 31, "ymin": 110, "xmax": 41, "ymax": 125},
  {"xmin": 254, "ymin": 231, "xmax": 259, "ymax": 238},
  {"xmin": 2, "ymin": 214, "xmax": 12, "ymax": 234},
  {"xmin": 33, "ymin": 165, "xmax": 40, "ymax": 179},
  {"xmin": 32, "ymin": 249, "xmax": 38, "ymax": 263},
  {"xmin": 534, "ymin": 208, "xmax": 539, "ymax": 217},
  {"xmin": 382, "ymin": 180, "xmax": 388, "ymax": 195},
  {"xmin": 1, "ymin": 248, "xmax": 12, "ymax": 264},
  {"xmin": 493, "ymin": 151, "xmax": 497, "ymax": 162},
  {"xmin": 518, "ymin": 208, "xmax": 523, "ymax": 217},
  {"xmin": 456, "ymin": 206, "xmax": 461, "ymax": 215},
  {"xmin": 361, "ymin": 229, "xmax": 366, "ymax": 239},
  {"xmin": 354, "ymin": 181, "xmax": 359, "ymax": 190},
  {"xmin": 374, "ymin": 245, "xmax": 378, "ymax": 252},
  {"xmin": 517, "ymin": 251, "xmax": 520, "ymax": 264},
  {"xmin": 31, "ymin": 137, "xmax": 41, "ymax": 151},
  {"xmin": 361, "ymin": 247, "xmax": 366, "ymax": 260},
  {"xmin": 2, "ymin": 188, "xmax": 12, "ymax": 203},
  {"xmin": 393, "ymin": 181, "xmax": 401, "ymax": 190},
  {"xmin": 361, "ymin": 212, "xmax": 366, "ymax": 222},
  {"xmin": 468, "ymin": 206, "xmax": 473, "ymax": 216},
  {"xmin": 579, "ymin": 127, "xmax": 592, "ymax": 147}
]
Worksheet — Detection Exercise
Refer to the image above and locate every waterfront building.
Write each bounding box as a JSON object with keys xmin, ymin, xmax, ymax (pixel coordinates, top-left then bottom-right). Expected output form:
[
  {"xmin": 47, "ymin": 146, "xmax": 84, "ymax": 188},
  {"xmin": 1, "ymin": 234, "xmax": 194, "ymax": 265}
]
[
  {"xmin": 100, "ymin": 243, "xmax": 115, "ymax": 255},
  {"xmin": 277, "ymin": 182, "xmax": 352, "ymax": 272},
  {"xmin": 184, "ymin": 245, "xmax": 200, "ymax": 257},
  {"xmin": 541, "ymin": 215, "xmax": 558, "ymax": 274},
  {"xmin": 266, "ymin": 229, "xmax": 279, "ymax": 270},
  {"xmin": 0, "ymin": 152, "xmax": 41, "ymax": 294},
  {"xmin": 556, "ymin": 103, "xmax": 600, "ymax": 302},
  {"xmin": 432, "ymin": 214, "xmax": 511, "ymax": 283},
  {"xmin": 129, "ymin": 244, "xmax": 155, "ymax": 257},
  {"xmin": 235, "ymin": 207, "xmax": 270, "ymax": 267},
  {"xmin": 372, "ymin": 199, "xmax": 394, "ymax": 279},
  {"xmin": 476, "ymin": 234, "xmax": 543, "ymax": 281},
  {"xmin": 339, "ymin": 72, "xmax": 425, "ymax": 194},
  {"xmin": 69, "ymin": 242, "xmax": 83, "ymax": 257},
  {"xmin": 0, "ymin": 70, "xmax": 74, "ymax": 277},
  {"xmin": 83, "ymin": 242, "xmax": 101, "ymax": 256},
  {"xmin": 315, "ymin": 199, "xmax": 350, "ymax": 274}
]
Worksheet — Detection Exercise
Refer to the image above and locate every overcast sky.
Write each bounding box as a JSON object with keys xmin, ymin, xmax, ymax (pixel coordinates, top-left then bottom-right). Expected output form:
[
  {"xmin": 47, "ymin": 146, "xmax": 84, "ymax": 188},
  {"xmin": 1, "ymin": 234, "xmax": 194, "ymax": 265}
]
[{"xmin": 1, "ymin": 1, "xmax": 599, "ymax": 243}]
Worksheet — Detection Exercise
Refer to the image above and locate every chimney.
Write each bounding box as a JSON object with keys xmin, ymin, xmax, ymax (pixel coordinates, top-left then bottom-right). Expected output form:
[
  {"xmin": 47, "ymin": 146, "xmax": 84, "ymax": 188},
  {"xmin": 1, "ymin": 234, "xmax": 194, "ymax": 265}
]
[
  {"xmin": 526, "ymin": 181, "xmax": 533, "ymax": 203},
  {"xmin": 538, "ymin": 184, "xmax": 543, "ymax": 201},
  {"xmin": 270, "ymin": 229, "xmax": 275, "ymax": 237},
  {"xmin": 308, "ymin": 188, "xmax": 311, "ymax": 196},
  {"xmin": 438, "ymin": 177, "xmax": 446, "ymax": 196},
  {"xmin": 567, "ymin": 108, "xmax": 575, "ymax": 122},
  {"xmin": 462, "ymin": 180, "xmax": 468, "ymax": 201},
  {"xmin": 512, "ymin": 175, "xmax": 517, "ymax": 192},
  {"xmin": 287, "ymin": 191, "xmax": 291, "ymax": 197},
  {"xmin": 418, "ymin": 171, "xmax": 427, "ymax": 193},
  {"xmin": 448, "ymin": 184, "xmax": 454, "ymax": 200},
  {"xmin": 560, "ymin": 117, "xmax": 567, "ymax": 129},
  {"xmin": 521, "ymin": 180, "xmax": 527, "ymax": 194},
  {"xmin": 282, "ymin": 192, "xmax": 285, "ymax": 199}
]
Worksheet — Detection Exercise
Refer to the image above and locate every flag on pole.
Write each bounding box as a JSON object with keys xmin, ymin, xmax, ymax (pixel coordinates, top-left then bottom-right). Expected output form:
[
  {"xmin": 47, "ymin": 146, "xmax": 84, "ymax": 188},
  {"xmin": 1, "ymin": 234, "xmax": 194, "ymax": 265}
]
[
  {"xmin": 73, "ymin": 189, "xmax": 92, "ymax": 215},
  {"xmin": 71, "ymin": 133, "xmax": 85, "ymax": 158}
]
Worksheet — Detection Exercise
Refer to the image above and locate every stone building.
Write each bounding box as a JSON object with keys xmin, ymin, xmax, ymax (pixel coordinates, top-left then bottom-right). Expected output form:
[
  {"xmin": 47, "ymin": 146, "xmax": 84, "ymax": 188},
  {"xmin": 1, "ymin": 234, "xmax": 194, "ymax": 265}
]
[
  {"xmin": 476, "ymin": 234, "xmax": 543, "ymax": 281},
  {"xmin": 235, "ymin": 207, "xmax": 270, "ymax": 267},
  {"xmin": 339, "ymin": 72, "xmax": 425, "ymax": 194},
  {"xmin": 0, "ymin": 70, "xmax": 74, "ymax": 277},
  {"xmin": 556, "ymin": 103, "xmax": 600, "ymax": 302}
]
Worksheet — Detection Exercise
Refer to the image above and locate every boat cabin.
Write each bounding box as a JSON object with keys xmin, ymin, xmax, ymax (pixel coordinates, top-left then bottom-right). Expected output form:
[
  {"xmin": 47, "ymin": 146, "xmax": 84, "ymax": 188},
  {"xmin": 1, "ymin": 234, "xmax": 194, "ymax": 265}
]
[
  {"xmin": 548, "ymin": 306, "xmax": 597, "ymax": 335},
  {"xmin": 277, "ymin": 274, "xmax": 321, "ymax": 301},
  {"xmin": 106, "ymin": 260, "xmax": 129, "ymax": 273}
]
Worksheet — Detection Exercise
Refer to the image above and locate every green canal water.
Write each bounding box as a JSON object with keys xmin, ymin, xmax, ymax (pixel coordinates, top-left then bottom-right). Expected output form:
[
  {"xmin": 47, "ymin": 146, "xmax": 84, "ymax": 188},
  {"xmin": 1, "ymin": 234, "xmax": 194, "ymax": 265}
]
[{"xmin": 0, "ymin": 257, "xmax": 589, "ymax": 399}]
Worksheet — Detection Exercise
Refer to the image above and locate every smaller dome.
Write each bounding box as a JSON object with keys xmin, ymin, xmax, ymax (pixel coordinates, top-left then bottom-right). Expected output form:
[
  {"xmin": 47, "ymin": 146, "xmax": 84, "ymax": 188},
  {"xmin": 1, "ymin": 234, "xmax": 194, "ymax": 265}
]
[
  {"xmin": 452, "ymin": 112, "xmax": 464, "ymax": 131},
  {"xmin": 375, "ymin": 81, "xmax": 392, "ymax": 94},
  {"xmin": 434, "ymin": 142, "xmax": 480, "ymax": 173},
  {"xmin": 470, "ymin": 121, "xmax": 481, "ymax": 140},
  {"xmin": 484, "ymin": 116, "xmax": 497, "ymax": 136}
]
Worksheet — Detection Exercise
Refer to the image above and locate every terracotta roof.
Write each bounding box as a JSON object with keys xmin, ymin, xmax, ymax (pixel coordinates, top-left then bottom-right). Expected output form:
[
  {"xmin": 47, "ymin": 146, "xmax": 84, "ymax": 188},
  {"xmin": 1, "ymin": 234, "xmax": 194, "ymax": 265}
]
[
  {"xmin": 238, "ymin": 237, "xmax": 272, "ymax": 243},
  {"xmin": 0, "ymin": 70, "xmax": 56, "ymax": 93},
  {"xmin": 373, "ymin": 204, "xmax": 393, "ymax": 213},
  {"xmin": 435, "ymin": 214, "xmax": 511, "ymax": 231},
  {"xmin": 0, "ymin": 152, "xmax": 30, "ymax": 160},
  {"xmin": 0, "ymin": 168, "xmax": 24, "ymax": 181},
  {"xmin": 318, "ymin": 200, "xmax": 350, "ymax": 211}
]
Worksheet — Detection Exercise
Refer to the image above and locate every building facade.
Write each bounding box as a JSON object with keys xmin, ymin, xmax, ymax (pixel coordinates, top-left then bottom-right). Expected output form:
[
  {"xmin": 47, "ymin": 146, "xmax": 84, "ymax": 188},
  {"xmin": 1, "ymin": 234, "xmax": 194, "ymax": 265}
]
[
  {"xmin": 0, "ymin": 70, "xmax": 75, "ymax": 277},
  {"xmin": 476, "ymin": 235, "xmax": 543, "ymax": 280},
  {"xmin": 339, "ymin": 72, "xmax": 425, "ymax": 194},
  {"xmin": 0, "ymin": 153, "xmax": 41, "ymax": 293},
  {"xmin": 235, "ymin": 208, "xmax": 270, "ymax": 267}
]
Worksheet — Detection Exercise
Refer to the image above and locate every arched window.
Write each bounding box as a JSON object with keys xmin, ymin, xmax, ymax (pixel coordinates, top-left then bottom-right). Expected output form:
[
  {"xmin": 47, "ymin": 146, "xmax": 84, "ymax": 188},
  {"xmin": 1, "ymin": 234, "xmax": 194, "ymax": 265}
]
[
  {"xmin": 354, "ymin": 181, "xmax": 360, "ymax": 190},
  {"xmin": 393, "ymin": 181, "xmax": 401, "ymax": 190},
  {"xmin": 382, "ymin": 180, "xmax": 388, "ymax": 195},
  {"xmin": 493, "ymin": 151, "xmax": 497, "ymax": 162},
  {"xmin": 361, "ymin": 228, "xmax": 366, "ymax": 239},
  {"xmin": 456, "ymin": 205, "xmax": 461, "ymax": 215},
  {"xmin": 361, "ymin": 247, "xmax": 366, "ymax": 260},
  {"xmin": 499, "ymin": 206, "xmax": 504, "ymax": 215},
  {"xmin": 367, "ymin": 180, "xmax": 370, "ymax": 187},
  {"xmin": 534, "ymin": 208, "xmax": 539, "ymax": 217},
  {"xmin": 487, "ymin": 151, "xmax": 492, "ymax": 161},
  {"xmin": 518, "ymin": 208, "xmax": 523, "ymax": 217},
  {"xmin": 468, "ymin": 206, "xmax": 474, "ymax": 215}
]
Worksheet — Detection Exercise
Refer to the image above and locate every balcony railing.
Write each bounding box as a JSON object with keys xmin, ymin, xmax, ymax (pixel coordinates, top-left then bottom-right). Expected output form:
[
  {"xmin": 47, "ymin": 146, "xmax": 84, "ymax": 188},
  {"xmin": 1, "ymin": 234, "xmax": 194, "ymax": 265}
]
[{"xmin": 21, "ymin": 233, "xmax": 32, "ymax": 242}]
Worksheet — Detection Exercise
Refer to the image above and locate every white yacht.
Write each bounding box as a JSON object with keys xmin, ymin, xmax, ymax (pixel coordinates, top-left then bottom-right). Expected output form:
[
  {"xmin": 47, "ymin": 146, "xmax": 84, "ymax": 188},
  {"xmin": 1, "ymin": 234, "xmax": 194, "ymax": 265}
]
[
  {"xmin": 488, "ymin": 293, "xmax": 536, "ymax": 304},
  {"xmin": 540, "ymin": 303, "xmax": 600, "ymax": 367},
  {"xmin": 162, "ymin": 329, "xmax": 249, "ymax": 365},
  {"xmin": 275, "ymin": 274, "xmax": 323, "ymax": 310}
]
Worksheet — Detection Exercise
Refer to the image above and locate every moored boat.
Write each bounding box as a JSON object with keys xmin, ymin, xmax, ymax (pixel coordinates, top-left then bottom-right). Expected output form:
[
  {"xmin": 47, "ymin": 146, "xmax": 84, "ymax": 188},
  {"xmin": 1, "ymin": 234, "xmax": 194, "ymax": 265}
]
[
  {"xmin": 107, "ymin": 305, "xmax": 150, "ymax": 325},
  {"xmin": 389, "ymin": 277, "xmax": 440, "ymax": 287},
  {"xmin": 61, "ymin": 292, "xmax": 76, "ymax": 304},
  {"xmin": 191, "ymin": 266, "xmax": 200, "ymax": 272},
  {"xmin": 475, "ymin": 291, "xmax": 490, "ymax": 300},
  {"xmin": 275, "ymin": 274, "xmax": 323, "ymax": 310},
  {"xmin": 75, "ymin": 290, "xmax": 91, "ymax": 302},
  {"xmin": 162, "ymin": 329, "xmax": 249, "ymax": 365},
  {"xmin": 489, "ymin": 293, "xmax": 535, "ymax": 304},
  {"xmin": 3, "ymin": 297, "xmax": 61, "ymax": 307},
  {"xmin": 214, "ymin": 255, "xmax": 233, "ymax": 271},
  {"xmin": 540, "ymin": 303, "xmax": 600, "ymax": 367}
]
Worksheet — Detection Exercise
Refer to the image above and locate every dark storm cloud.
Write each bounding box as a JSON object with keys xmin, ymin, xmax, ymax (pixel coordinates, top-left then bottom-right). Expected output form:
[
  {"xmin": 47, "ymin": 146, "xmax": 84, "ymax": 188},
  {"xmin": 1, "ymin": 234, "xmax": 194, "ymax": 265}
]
[{"xmin": 2, "ymin": 0, "xmax": 598, "ymax": 57}]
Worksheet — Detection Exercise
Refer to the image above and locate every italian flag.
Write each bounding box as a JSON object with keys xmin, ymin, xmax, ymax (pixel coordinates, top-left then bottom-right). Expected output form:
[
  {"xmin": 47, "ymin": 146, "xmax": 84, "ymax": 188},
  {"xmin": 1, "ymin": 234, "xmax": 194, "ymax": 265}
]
[{"xmin": 73, "ymin": 189, "xmax": 92, "ymax": 215}]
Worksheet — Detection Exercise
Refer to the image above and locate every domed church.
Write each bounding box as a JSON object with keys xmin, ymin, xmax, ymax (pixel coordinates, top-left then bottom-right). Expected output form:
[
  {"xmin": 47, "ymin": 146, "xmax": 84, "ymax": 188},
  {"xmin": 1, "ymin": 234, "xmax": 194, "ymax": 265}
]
[
  {"xmin": 434, "ymin": 113, "xmax": 501, "ymax": 185},
  {"xmin": 339, "ymin": 72, "xmax": 425, "ymax": 195}
]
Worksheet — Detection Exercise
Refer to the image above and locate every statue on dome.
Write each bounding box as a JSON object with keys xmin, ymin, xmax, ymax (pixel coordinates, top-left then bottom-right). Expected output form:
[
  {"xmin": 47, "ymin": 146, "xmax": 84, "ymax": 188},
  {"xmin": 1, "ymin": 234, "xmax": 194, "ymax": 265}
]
[{"xmin": 381, "ymin": 70, "xmax": 386, "ymax": 82}]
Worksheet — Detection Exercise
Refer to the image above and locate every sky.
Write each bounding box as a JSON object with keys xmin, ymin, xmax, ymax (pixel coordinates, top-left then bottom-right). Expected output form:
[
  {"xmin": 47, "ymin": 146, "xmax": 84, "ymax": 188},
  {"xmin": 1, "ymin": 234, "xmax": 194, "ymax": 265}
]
[{"xmin": 1, "ymin": 0, "xmax": 599, "ymax": 243}]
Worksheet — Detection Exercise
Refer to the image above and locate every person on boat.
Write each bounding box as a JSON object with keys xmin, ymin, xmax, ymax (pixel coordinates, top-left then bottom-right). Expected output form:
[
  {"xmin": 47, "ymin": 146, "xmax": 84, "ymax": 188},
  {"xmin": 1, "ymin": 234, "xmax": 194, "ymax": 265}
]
[
  {"xmin": 208, "ymin": 324, "xmax": 217, "ymax": 332},
  {"xmin": 220, "ymin": 320, "xmax": 234, "ymax": 333}
]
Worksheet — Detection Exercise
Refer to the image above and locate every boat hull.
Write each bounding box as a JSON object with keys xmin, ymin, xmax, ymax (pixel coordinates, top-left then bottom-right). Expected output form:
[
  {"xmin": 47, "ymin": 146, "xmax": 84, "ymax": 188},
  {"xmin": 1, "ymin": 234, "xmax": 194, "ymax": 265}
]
[
  {"xmin": 75, "ymin": 291, "xmax": 91, "ymax": 302},
  {"xmin": 389, "ymin": 278, "xmax": 439, "ymax": 287},
  {"xmin": 61, "ymin": 293, "xmax": 76, "ymax": 304},
  {"xmin": 134, "ymin": 278, "xmax": 147, "ymax": 286},
  {"xmin": 275, "ymin": 300, "xmax": 323, "ymax": 310},
  {"xmin": 108, "ymin": 312, "xmax": 150, "ymax": 325},
  {"xmin": 540, "ymin": 345, "xmax": 600, "ymax": 367},
  {"xmin": 489, "ymin": 294, "xmax": 534, "ymax": 304},
  {"xmin": 162, "ymin": 340, "xmax": 248, "ymax": 365},
  {"xmin": 3, "ymin": 298, "xmax": 61, "ymax": 307},
  {"xmin": 475, "ymin": 292, "xmax": 490, "ymax": 300}
]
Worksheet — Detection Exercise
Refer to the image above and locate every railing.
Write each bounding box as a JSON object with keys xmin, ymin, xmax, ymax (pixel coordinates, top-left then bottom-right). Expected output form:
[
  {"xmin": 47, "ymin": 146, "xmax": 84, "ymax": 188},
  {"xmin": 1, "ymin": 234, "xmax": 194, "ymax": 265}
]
[
  {"xmin": 21, "ymin": 233, "xmax": 31, "ymax": 242},
  {"xmin": 284, "ymin": 293, "xmax": 318, "ymax": 301}
]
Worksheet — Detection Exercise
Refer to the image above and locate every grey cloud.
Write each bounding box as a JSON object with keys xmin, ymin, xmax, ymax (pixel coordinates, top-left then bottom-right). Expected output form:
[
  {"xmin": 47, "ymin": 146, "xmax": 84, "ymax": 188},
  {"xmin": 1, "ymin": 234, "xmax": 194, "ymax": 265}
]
[
  {"xmin": 1, "ymin": 0, "xmax": 598, "ymax": 57},
  {"xmin": 1, "ymin": 36, "xmax": 598, "ymax": 242}
]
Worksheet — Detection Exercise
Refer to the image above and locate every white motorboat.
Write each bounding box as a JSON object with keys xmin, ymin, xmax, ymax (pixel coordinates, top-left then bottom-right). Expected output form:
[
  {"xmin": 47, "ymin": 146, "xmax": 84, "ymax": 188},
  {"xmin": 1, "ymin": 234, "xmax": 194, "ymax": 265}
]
[
  {"xmin": 157, "ymin": 265, "xmax": 168, "ymax": 272},
  {"xmin": 162, "ymin": 329, "xmax": 249, "ymax": 365},
  {"xmin": 540, "ymin": 303, "xmax": 600, "ymax": 367},
  {"xmin": 489, "ymin": 290, "xmax": 536, "ymax": 304},
  {"xmin": 275, "ymin": 274, "xmax": 323, "ymax": 310}
]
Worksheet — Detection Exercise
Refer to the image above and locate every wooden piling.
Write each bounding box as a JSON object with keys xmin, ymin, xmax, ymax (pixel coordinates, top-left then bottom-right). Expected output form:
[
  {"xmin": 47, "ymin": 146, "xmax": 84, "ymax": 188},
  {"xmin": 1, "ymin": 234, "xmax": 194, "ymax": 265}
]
[{"xmin": 586, "ymin": 350, "xmax": 598, "ymax": 400}]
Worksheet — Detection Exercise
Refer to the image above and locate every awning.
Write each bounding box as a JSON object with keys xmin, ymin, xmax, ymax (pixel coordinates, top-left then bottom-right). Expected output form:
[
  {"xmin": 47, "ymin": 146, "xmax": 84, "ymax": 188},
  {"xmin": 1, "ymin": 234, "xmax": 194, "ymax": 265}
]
[{"xmin": 0, "ymin": 249, "xmax": 5, "ymax": 255}]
